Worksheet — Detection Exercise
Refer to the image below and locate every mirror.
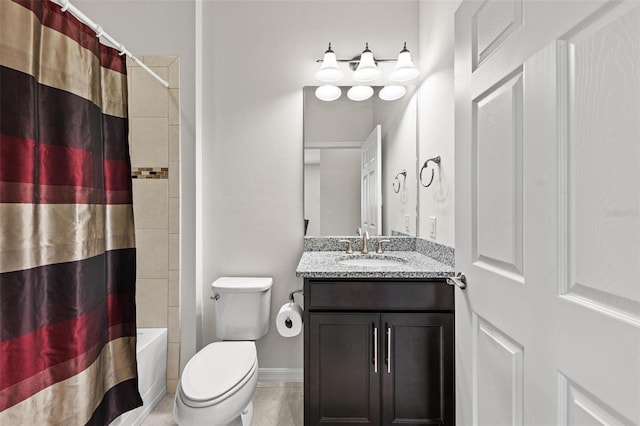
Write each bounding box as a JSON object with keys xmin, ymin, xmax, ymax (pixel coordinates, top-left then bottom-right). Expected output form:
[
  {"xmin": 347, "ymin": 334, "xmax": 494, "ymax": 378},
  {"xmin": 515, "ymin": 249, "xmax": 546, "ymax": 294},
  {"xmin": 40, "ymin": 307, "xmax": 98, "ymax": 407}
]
[{"xmin": 303, "ymin": 86, "xmax": 418, "ymax": 237}]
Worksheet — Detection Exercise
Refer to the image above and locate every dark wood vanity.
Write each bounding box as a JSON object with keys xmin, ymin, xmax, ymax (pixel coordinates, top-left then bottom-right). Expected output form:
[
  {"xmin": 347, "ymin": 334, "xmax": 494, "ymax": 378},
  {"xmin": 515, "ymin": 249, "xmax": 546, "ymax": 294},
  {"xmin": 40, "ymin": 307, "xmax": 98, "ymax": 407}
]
[{"xmin": 303, "ymin": 278, "xmax": 455, "ymax": 426}]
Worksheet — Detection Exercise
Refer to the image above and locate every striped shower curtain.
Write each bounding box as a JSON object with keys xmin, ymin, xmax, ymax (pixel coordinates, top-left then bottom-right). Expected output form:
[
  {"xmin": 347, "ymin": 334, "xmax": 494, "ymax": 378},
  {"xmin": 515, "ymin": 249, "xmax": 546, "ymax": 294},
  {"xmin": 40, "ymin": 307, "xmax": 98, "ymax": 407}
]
[{"xmin": 0, "ymin": 0, "xmax": 142, "ymax": 424}]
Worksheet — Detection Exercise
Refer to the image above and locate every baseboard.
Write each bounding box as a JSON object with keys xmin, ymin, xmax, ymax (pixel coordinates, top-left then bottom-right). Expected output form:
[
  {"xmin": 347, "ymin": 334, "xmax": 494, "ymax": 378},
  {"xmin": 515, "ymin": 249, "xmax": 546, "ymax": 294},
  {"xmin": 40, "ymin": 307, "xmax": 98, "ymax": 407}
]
[{"xmin": 258, "ymin": 368, "xmax": 303, "ymax": 382}]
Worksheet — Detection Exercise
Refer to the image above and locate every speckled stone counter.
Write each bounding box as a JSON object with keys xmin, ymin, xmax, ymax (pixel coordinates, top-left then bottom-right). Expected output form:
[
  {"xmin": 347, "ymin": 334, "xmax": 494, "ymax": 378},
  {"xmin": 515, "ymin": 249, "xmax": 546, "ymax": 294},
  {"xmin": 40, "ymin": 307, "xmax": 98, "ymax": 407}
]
[{"xmin": 296, "ymin": 237, "xmax": 454, "ymax": 279}]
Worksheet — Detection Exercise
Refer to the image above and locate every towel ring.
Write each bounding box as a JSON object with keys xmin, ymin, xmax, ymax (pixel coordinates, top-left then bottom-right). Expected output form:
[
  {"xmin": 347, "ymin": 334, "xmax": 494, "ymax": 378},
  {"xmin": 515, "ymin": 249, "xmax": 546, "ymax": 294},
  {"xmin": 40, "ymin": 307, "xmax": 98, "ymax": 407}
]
[
  {"xmin": 393, "ymin": 170, "xmax": 407, "ymax": 193},
  {"xmin": 419, "ymin": 156, "xmax": 441, "ymax": 188}
]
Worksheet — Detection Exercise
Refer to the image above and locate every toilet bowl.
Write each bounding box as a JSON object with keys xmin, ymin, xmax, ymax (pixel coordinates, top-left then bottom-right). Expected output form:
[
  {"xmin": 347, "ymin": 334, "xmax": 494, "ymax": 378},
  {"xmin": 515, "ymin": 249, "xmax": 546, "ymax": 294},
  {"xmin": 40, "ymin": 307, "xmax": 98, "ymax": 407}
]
[
  {"xmin": 174, "ymin": 341, "xmax": 258, "ymax": 426},
  {"xmin": 173, "ymin": 277, "xmax": 272, "ymax": 426}
]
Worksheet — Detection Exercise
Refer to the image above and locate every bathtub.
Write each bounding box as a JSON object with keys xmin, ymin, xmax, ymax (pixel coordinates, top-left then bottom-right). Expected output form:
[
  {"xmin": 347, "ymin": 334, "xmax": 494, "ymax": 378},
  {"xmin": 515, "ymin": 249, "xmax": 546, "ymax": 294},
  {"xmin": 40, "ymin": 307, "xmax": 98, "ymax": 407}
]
[{"xmin": 112, "ymin": 328, "xmax": 168, "ymax": 426}]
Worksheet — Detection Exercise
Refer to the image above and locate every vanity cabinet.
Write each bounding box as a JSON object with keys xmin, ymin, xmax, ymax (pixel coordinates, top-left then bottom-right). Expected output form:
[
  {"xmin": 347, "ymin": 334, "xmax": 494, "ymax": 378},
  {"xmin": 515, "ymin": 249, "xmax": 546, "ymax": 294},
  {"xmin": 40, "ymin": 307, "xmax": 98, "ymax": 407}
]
[{"xmin": 304, "ymin": 279, "xmax": 454, "ymax": 426}]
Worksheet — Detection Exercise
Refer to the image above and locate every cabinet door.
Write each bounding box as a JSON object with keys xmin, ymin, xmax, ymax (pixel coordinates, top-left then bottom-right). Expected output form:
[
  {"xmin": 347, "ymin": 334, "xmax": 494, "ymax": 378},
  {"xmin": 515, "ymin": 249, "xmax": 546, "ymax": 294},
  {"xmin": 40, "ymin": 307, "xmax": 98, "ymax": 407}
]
[
  {"xmin": 307, "ymin": 313, "xmax": 381, "ymax": 425},
  {"xmin": 381, "ymin": 313, "xmax": 454, "ymax": 425}
]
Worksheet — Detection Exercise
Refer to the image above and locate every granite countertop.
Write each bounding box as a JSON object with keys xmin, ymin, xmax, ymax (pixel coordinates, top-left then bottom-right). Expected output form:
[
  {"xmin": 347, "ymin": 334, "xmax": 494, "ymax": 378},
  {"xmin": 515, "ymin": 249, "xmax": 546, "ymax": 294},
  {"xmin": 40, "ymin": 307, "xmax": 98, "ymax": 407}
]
[{"xmin": 295, "ymin": 250, "xmax": 454, "ymax": 279}]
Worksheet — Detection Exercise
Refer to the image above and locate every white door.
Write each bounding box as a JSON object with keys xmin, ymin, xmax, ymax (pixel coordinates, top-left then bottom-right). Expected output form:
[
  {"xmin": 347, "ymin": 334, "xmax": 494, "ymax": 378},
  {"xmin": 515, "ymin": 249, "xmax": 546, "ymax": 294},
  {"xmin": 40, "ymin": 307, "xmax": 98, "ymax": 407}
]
[
  {"xmin": 455, "ymin": 1, "xmax": 640, "ymax": 425},
  {"xmin": 361, "ymin": 124, "xmax": 382, "ymax": 235}
]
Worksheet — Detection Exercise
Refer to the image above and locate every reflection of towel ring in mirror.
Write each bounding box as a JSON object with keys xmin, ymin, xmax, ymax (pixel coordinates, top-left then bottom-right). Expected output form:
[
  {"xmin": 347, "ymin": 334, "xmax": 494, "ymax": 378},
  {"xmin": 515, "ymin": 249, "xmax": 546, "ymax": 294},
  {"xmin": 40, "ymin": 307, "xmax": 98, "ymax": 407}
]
[
  {"xmin": 393, "ymin": 170, "xmax": 407, "ymax": 193},
  {"xmin": 420, "ymin": 156, "xmax": 441, "ymax": 188}
]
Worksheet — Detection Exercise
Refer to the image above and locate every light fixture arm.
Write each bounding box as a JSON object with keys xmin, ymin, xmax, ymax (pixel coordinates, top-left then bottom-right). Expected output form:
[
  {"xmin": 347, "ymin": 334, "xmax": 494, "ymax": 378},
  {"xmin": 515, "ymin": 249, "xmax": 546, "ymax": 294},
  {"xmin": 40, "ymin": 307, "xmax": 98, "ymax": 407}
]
[{"xmin": 315, "ymin": 57, "xmax": 398, "ymax": 65}]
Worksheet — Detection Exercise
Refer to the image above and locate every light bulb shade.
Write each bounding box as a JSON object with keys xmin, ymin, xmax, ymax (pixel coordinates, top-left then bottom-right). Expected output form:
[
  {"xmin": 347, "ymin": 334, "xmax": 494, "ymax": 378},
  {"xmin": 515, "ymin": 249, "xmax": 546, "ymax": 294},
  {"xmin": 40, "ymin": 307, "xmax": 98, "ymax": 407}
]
[
  {"xmin": 315, "ymin": 50, "xmax": 344, "ymax": 82},
  {"xmin": 315, "ymin": 85, "xmax": 341, "ymax": 101},
  {"xmin": 379, "ymin": 85, "xmax": 407, "ymax": 101},
  {"xmin": 390, "ymin": 50, "xmax": 419, "ymax": 82},
  {"xmin": 353, "ymin": 51, "xmax": 380, "ymax": 82},
  {"xmin": 347, "ymin": 85, "xmax": 374, "ymax": 101}
]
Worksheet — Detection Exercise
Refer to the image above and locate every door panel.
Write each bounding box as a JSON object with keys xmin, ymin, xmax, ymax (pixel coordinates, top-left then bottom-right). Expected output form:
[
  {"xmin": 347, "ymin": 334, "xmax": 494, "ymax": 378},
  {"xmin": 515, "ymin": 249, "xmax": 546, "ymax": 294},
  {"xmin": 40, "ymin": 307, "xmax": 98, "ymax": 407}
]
[
  {"xmin": 455, "ymin": 1, "xmax": 640, "ymax": 425},
  {"xmin": 473, "ymin": 69, "xmax": 524, "ymax": 281},
  {"xmin": 308, "ymin": 313, "xmax": 380, "ymax": 425},
  {"xmin": 474, "ymin": 315, "xmax": 524, "ymax": 425},
  {"xmin": 561, "ymin": 4, "xmax": 640, "ymax": 324},
  {"xmin": 473, "ymin": 0, "xmax": 523, "ymax": 69},
  {"xmin": 361, "ymin": 125, "xmax": 381, "ymax": 235},
  {"xmin": 381, "ymin": 313, "xmax": 454, "ymax": 425}
]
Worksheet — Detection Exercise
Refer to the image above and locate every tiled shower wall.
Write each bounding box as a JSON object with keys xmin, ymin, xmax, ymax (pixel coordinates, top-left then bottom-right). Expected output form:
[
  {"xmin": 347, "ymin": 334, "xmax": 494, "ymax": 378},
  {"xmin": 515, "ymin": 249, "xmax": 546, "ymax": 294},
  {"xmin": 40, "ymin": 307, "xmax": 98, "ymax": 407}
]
[{"xmin": 127, "ymin": 56, "xmax": 181, "ymax": 393}]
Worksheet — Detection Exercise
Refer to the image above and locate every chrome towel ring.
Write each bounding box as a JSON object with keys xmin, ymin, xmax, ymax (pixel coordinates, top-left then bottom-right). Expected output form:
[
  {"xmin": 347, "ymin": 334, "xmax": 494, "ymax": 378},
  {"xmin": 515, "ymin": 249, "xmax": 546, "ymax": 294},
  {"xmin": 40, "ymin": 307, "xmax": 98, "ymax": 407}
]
[
  {"xmin": 393, "ymin": 170, "xmax": 407, "ymax": 193},
  {"xmin": 419, "ymin": 156, "xmax": 441, "ymax": 188}
]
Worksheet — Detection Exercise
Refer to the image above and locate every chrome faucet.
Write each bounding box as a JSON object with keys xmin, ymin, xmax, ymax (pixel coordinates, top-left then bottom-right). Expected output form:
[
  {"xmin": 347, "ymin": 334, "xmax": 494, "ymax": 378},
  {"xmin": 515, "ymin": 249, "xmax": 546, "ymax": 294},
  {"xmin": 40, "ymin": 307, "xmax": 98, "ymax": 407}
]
[
  {"xmin": 376, "ymin": 239, "xmax": 391, "ymax": 254},
  {"xmin": 362, "ymin": 231, "xmax": 370, "ymax": 254}
]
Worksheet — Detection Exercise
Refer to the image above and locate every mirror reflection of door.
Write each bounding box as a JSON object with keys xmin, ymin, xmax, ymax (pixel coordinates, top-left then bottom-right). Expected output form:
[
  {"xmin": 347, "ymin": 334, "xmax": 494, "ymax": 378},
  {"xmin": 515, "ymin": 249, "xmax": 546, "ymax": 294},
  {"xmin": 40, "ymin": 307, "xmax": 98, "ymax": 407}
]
[
  {"xmin": 361, "ymin": 125, "xmax": 382, "ymax": 235},
  {"xmin": 304, "ymin": 144, "xmax": 361, "ymax": 236},
  {"xmin": 303, "ymin": 86, "xmax": 417, "ymax": 237}
]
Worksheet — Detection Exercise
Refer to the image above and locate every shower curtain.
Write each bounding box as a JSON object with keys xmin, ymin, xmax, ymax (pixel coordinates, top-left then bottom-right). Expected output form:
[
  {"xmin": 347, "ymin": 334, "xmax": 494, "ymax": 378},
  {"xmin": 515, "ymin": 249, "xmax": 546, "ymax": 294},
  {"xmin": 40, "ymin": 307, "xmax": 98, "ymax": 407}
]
[{"xmin": 0, "ymin": 0, "xmax": 142, "ymax": 424}]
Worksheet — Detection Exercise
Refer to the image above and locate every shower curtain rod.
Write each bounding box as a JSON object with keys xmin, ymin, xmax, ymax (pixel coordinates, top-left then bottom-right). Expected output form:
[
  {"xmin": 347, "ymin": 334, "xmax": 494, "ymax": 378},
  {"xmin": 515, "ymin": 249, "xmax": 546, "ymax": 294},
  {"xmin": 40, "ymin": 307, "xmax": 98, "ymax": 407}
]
[{"xmin": 51, "ymin": 0, "xmax": 170, "ymax": 88}]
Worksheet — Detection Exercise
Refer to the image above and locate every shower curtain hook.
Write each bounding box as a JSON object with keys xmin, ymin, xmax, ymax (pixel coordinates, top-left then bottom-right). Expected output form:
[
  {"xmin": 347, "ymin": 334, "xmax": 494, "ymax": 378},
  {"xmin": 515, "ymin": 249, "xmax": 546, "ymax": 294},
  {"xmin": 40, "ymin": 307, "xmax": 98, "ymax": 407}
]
[
  {"xmin": 95, "ymin": 25, "xmax": 104, "ymax": 38},
  {"xmin": 60, "ymin": 0, "xmax": 70, "ymax": 12},
  {"xmin": 118, "ymin": 45, "xmax": 127, "ymax": 56}
]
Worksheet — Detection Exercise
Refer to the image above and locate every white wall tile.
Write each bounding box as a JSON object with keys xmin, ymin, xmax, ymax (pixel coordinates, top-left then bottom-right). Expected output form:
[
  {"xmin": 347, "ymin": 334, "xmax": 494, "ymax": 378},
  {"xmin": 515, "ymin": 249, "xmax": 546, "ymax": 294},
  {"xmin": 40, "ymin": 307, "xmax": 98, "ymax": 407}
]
[
  {"xmin": 167, "ymin": 343, "xmax": 180, "ymax": 380},
  {"xmin": 136, "ymin": 278, "xmax": 168, "ymax": 327},
  {"xmin": 169, "ymin": 89, "xmax": 180, "ymax": 125},
  {"xmin": 136, "ymin": 229, "xmax": 168, "ymax": 278},
  {"xmin": 130, "ymin": 117, "xmax": 169, "ymax": 167},
  {"xmin": 169, "ymin": 125, "xmax": 180, "ymax": 162},
  {"xmin": 169, "ymin": 234, "xmax": 180, "ymax": 271},
  {"xmin": 169, "ymin": 270, "xmax": 180, "ymax": 307},
  {"xmin": 169, "ymin": 197, "xmax": 180, "ymax": 234},
  {"xmin": 168, "ymin": 307, "xmax": 181, "ymax": 343},
  {"xmin": 142, "ymin": 55, "xmax": 178, "ymax": 67},
  {"xmin": 132, "ymin": 179, "xmax": 168, "ymax": 229},
  {"xmin": 167, "ymin": 379, "xmax": 178, "ymax": 394},
  {"xmin": 129, "ymin": 66, "xmax": 169, "ymax": 118},
  {"xmin": 169, "ymin": 161, "xmax": 180, "ymax": 198},
  {"xmin": 168, "ymin": 58, "xmax": 180, "ymax": 89}
]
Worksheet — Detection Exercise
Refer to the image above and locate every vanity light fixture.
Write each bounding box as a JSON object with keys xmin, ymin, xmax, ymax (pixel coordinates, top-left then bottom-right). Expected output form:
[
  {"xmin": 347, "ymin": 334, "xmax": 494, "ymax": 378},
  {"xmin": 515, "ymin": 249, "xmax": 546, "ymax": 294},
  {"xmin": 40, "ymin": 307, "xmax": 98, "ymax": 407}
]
[
  {"xmin": 378, "ymin": 85, "xmax": 407, "ymax": 101},
  {"xmin": 315, "ymin": 85, "xmax": 342, "ymax": 102},
  {"xmin": 314, "ymin": 43, "xmax": 344, "ymax": 82},
  {"xmin": 352, "ymin": 43, "xmax": 381, "ymax": 82},
  {"xmin": 347, "ymin": 85, "xmax": 374, "ymax": 101},
  {"xmin": 390, "ymin": 42, "xmax": 419, "ymax": 82},
  {"xmin": 314, "ymin": 42, "xmax": 418, "ymax": 102}
]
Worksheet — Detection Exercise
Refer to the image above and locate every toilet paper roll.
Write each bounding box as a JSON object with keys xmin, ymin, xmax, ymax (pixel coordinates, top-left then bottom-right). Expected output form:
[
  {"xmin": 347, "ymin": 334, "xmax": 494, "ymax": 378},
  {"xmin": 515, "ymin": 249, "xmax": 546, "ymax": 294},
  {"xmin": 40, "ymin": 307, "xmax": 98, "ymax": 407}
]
[{"xmin": 276, "ymin": 302, "xmax": 303, "ymax": 337}]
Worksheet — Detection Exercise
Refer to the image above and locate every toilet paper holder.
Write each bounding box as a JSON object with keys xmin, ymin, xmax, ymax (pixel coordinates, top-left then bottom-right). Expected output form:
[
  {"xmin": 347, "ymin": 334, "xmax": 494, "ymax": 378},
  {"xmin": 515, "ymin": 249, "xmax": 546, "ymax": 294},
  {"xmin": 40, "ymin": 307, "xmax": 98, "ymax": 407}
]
[
  {"xmin": 289, "ymin": 288, "xmax": 303, "ymax": 303},
  {"xmin": 284, "ymin": 289, "xmax": 304, "ymax": 329}
]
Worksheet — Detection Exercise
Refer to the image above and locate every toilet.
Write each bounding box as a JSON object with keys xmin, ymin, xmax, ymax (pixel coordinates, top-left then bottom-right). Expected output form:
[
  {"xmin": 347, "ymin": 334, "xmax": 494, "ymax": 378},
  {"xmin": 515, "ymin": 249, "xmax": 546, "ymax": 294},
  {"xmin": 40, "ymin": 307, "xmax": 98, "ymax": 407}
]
[{"xmin": 174, "ymin": 277, "xmax": 273, "ymax": 426}]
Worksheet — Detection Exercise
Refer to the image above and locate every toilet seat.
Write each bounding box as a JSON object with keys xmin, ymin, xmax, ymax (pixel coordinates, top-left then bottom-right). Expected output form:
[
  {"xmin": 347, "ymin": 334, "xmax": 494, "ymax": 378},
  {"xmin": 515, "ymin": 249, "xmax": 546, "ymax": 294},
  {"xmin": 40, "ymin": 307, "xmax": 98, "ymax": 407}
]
[{"xmin": 180, "ymin": 341, "xmax": 257, "ymax": 407}]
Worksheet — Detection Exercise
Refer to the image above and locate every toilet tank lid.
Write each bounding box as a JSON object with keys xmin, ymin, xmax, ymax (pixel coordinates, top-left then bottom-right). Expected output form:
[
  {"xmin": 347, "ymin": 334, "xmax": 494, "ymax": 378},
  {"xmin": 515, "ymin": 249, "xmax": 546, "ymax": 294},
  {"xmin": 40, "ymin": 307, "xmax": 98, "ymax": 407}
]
[{"xmin": 211, "ymin": 276, "xmax": 273, "ymax": 292}]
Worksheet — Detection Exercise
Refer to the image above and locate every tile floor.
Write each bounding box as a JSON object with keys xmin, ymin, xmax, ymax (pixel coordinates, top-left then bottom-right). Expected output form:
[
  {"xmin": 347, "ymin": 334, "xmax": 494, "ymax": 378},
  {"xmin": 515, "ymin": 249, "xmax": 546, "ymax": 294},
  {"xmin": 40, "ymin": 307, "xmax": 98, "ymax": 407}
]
[{"xmin": 141, "ymin": 382, "xmax": 303, "ymax": 426}]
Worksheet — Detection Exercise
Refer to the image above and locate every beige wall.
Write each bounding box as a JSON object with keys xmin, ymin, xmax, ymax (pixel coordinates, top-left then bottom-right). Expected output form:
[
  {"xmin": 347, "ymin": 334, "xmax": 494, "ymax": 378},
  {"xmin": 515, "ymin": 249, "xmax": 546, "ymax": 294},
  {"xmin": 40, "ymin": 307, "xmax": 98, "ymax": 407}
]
[
  {"xmin": 202, "ymin": 1, "xmax": 420, "ymax": 369},
  {"xmin": 417, "ymin": 0, "xmax": 462, "ymax": 246},
  {"xmin": 128, "ymin": 56, "xmax": 181, "ymax": 393}
]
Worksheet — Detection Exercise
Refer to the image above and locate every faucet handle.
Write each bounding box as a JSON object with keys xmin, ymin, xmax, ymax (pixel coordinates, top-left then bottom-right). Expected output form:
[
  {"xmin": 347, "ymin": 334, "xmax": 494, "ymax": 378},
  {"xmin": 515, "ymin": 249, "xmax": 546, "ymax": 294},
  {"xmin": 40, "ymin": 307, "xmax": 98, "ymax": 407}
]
[
  {"xmin": 339, "ymin": 239, "xmax": 354, "ymax": 254},
  {"xmin": 376, "ymin": 239, "xmax": 391, "ymax": 254}
]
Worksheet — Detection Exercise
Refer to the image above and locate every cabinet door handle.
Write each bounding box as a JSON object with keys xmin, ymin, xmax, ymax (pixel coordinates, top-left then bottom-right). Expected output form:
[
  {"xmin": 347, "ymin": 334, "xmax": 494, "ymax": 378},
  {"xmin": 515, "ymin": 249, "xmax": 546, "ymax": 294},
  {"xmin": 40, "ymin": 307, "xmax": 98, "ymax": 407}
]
[
  {"xmin": 373, "ymin": 326, "xmax": 378, "ymax": 373},
  {"xmin": 385, "ymin": 324, "xmax": 392, "ymax": 374}
]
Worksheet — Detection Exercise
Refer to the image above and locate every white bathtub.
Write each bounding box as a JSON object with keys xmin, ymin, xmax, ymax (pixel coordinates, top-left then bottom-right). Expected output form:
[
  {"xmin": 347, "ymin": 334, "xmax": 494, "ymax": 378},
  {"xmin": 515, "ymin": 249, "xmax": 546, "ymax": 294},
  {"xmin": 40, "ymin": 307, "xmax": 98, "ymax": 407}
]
[{"xmin": 112, "ymin": 328, "xmax": 168, "ymax": 426}]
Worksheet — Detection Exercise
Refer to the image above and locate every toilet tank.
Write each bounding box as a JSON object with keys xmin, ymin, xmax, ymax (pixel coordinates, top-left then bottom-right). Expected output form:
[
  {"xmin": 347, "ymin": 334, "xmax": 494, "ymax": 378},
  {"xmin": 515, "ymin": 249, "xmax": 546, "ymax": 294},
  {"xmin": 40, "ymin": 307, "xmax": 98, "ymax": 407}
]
[{"xmin": 211, "ymin": 277, "xmax": 273, "ymax": 340}]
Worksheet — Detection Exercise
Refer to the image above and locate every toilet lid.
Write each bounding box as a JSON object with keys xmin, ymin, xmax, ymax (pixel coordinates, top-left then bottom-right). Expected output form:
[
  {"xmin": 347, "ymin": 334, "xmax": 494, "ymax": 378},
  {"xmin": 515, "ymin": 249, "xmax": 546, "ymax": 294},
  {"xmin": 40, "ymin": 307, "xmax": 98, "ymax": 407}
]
[{"xmin": 181, "ymin": 341, "xmax": 257, "ymax": 402}]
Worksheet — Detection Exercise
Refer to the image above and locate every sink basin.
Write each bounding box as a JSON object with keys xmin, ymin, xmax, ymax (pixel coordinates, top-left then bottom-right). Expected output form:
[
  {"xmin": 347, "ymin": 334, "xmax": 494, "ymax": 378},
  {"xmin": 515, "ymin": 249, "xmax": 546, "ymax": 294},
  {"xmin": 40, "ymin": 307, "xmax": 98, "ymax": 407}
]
[{"xmin": 337, "ymin": 255, "xmax": 406, "ymax": 267}]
